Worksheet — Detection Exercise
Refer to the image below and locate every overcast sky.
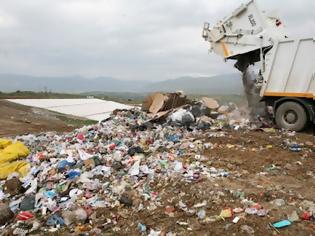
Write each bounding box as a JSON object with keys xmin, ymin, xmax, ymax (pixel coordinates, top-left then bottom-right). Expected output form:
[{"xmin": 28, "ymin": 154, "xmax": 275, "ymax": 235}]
[{"xmin": 0, "ymin": 0, "xmax": 314, "ymax": 81}]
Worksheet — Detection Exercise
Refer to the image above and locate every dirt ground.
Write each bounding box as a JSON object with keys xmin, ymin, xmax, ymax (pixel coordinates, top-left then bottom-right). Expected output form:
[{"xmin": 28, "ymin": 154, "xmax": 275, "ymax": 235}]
[
  {"xmin": 0, "ymin": 100, "xmax": 90, "ymax": 137},
  {"xmin": 99, "ymin": 130, "xmax": 313, "ymax": 236}
]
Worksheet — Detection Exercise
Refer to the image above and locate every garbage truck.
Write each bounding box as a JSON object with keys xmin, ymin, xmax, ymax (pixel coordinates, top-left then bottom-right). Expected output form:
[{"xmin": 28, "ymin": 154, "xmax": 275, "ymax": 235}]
[{"xmin": 202, "ymin": 0, "xmax": 315, "ymax": 131}]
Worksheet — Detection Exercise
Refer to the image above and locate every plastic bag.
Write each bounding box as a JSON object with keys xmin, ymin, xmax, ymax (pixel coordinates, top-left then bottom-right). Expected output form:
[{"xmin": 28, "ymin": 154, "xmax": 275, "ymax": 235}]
[
  {"xmin": 0, "ymin": 161, "xmax": 30, "ymax": 179},
  {"xmin": 0, "ymin": 141, "xmax": 30, "ymax": 164}
]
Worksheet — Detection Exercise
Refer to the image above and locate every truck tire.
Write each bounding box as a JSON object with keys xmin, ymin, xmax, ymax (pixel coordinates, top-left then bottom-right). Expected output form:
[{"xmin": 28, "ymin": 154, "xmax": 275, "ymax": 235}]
[{"xmin": 275, "ymin": 101, "xmax": 308, "ymax": 131}]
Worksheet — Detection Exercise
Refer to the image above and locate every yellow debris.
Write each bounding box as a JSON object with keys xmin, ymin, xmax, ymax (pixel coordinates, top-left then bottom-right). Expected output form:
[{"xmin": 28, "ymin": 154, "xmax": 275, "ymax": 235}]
[
  {"xmin": 0, "ymin": 141, "xmax": 30, "ymax": 164},
  {"xmin": 0, "ymin": 139, "xmax": 30, "ymax": 179},
  {"xmin": 0, "ymin": 161, "xmax": 30, "ymax": 179},
  {"xmin": 0, "ymin": 139, "xmax": 12, "ymax": 149}
]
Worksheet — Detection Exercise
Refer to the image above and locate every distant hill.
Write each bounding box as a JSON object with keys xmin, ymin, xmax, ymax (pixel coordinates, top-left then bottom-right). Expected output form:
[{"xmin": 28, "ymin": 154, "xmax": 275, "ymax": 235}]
[
  {"xmin": 0, "ymin": 74, "xmax": 149, "ymax": 93},
  {"xmin": 144, "ymin": 74, "xmax": 243, "ymax": 95},
  {"xmin": 0, "ymin": 73, "xmax": 244, "ymax": 95}
]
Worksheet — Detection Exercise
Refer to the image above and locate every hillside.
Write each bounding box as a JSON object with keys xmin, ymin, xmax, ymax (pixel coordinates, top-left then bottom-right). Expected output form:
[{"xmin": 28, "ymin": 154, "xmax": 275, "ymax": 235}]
[
  {"xmin": 0, "ymin": 74, "xmax": 150, "ymax": 93},
  {"xmin": 0, "ymin": 73, "xmax": 244, "ymax": 95},
  {"xmin": 144, "ymin": 74, "xmax": 243, "ymax": 94}
]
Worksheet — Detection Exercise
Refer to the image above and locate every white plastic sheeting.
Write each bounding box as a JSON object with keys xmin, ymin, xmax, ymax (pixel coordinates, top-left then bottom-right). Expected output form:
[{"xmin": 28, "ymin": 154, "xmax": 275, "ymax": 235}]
[{"xmin": 7, "ymin": 99, "xmax": 132, "ymax": 121}]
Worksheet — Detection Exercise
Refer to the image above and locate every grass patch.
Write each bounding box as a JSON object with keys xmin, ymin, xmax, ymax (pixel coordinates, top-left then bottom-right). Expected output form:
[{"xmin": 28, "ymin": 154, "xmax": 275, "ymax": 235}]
[
  {"xmin": 57, "ymin": 115, "xmax": 98, "ymax": 127},
  {"xmin": 0, "ymin": 91, "xmax": 85, "ymax": 99},
  {"xmin": 1, "ymin": 90, "xmax": 247, "ymax": 107}
]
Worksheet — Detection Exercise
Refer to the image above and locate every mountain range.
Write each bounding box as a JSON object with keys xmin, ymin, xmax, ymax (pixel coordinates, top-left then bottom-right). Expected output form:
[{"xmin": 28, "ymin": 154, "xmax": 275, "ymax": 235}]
[{"xmin": 0, "ymin": 73, "xmax": 244, "ymax": 95}]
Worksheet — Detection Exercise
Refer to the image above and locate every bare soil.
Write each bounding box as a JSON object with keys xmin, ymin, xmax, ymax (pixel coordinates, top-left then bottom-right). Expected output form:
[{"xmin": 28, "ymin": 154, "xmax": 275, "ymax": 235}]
[
  {"xmin": 0, "ymin": 100, "xmax": 81, "ymax": 137},
  {"xmin": 113, "ymin": 130, "xmax": 314, "ymax": 236}
]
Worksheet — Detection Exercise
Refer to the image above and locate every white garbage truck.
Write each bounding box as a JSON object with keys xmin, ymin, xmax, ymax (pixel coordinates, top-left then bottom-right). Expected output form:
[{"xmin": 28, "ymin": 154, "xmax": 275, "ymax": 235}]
[{"xmin": 202, "ymin": 0, "xmax": 314, "ymax": 131}]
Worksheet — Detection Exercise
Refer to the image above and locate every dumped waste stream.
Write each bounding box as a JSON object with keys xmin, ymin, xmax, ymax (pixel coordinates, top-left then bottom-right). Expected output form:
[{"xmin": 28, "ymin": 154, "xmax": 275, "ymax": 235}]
[
  {"xmin": 0, "ymin": 97, "xmax": 314, "ymax": 236},
  {"xmin": 241, "ymin": 67, "xmax": 266, "ymax": 120}
]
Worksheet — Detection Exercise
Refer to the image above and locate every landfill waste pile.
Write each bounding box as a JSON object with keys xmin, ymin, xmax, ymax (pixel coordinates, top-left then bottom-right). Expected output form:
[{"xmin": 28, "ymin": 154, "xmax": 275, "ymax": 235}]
[
  {"xmin": 142, "ymin": 93, "xmax": 257, "ymax": 130},
  {"xmin": 0, "ymin": 97, "xmax": 314, "ymax": 236}
]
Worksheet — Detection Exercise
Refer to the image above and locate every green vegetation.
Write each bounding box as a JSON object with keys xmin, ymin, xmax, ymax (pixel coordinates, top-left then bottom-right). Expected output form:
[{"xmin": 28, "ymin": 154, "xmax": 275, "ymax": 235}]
[
  {"xmin": 56, "ymin": 115, "xmax": 98, "ymax": 127},
  {"xmin": 0, "ymin": 90, "xmax": 143, "ymax": 104},
  {"xmin": 80, "ymin": 91, "xmax": 146, "ymax": 104},
  {"xmin": 0, "ymin": 91, "xmax": 84, "ymax": 99},
  {"xmin": 83, "ymin": 91, "xmax": 246, "ymax": 106},
  {"xmin": 0, "ymin": 90, "xmax": 246, "ymax": 106}
]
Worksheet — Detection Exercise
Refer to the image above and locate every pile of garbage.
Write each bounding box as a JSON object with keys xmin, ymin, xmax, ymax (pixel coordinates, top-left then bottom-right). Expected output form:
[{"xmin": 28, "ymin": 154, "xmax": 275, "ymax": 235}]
[
  {"xmin": 0, "ymin": 107, "xmax": 237, "ymax": 235},
  {"xmin": 0, "ymin": 93, "xmax": 314, "ymax": 235},
  {"xmin": 142, "ymin": 92, "xmax": 253, "ymax": 130}
]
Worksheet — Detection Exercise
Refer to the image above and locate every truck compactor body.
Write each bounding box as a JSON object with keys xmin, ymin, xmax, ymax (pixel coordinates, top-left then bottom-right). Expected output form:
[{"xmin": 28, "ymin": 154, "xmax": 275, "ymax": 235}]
[{"xmin": 202, "ymin": 0, "xmax": 314, "ymax": 131}]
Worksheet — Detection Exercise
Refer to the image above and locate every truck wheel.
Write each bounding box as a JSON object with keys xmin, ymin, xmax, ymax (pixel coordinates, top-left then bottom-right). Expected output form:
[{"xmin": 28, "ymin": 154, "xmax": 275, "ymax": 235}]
[{"xmin": 275, "ymin": 101, "xmax": 308, "ymax": 131}]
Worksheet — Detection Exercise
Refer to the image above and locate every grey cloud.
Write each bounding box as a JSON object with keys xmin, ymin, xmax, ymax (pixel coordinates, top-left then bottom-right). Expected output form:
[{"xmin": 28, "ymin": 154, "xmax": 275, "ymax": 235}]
[{"xmin": 0, "ymin": 0, "xmax": 313, "ymax": 81}]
